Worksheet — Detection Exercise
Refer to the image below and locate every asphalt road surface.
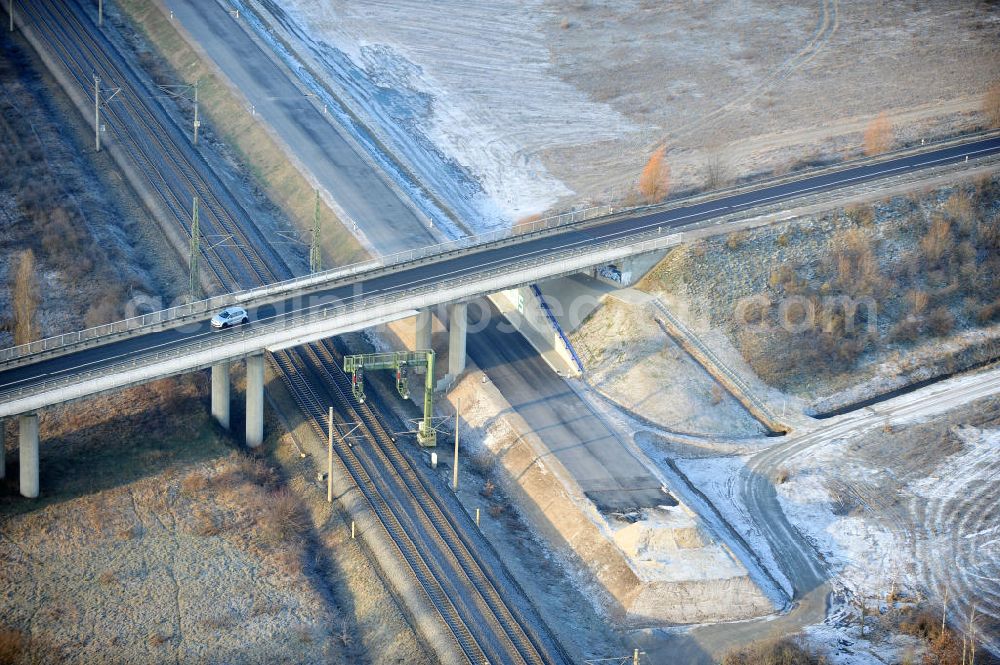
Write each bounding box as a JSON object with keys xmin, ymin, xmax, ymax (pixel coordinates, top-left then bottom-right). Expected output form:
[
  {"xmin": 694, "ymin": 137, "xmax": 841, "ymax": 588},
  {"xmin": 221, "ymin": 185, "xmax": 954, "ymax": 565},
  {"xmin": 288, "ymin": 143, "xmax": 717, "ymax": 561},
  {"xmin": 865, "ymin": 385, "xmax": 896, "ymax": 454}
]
[
  {"xmin": 468, "ymin": 300, "xmax": 671, "ymax": 512},
  {"xmin": 4, "ymin": 134, "xmax": 998, "ymax": 517},
  {"xmin": 4, "ymin": 134, "xmax": 998, "ymax": 398},
  {"xmin": 167, "ymin": 0, "xmax": 439, "ymax": 254}
]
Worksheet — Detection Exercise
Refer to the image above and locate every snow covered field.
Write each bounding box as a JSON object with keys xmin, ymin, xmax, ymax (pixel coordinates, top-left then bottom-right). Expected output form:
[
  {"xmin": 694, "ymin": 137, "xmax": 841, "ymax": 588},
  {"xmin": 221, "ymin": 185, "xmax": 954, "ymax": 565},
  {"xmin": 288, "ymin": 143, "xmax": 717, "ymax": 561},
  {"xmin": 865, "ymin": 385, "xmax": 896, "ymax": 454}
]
[{"xmin": 244, "ymin": 0, "xmax": 996, "ymax": 231}]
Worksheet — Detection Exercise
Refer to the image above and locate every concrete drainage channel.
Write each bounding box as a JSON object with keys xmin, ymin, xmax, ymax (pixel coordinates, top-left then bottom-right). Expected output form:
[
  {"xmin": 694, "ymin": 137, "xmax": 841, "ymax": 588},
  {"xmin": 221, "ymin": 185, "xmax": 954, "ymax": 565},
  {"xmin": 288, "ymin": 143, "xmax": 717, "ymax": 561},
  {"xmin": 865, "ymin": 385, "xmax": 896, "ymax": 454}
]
[{"xmin": 650, "ymin": 299, "xmax": 788, "ymax": 435}]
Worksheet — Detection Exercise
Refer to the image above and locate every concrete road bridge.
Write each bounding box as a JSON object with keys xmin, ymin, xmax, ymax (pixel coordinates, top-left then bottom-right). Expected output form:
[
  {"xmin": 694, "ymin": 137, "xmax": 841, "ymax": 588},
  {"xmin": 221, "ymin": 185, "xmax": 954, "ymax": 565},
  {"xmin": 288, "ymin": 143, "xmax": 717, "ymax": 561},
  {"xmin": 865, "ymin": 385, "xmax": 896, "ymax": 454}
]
[{"xmin": 1, "ymin": 133, "xmax": 998, "ymax": 497}]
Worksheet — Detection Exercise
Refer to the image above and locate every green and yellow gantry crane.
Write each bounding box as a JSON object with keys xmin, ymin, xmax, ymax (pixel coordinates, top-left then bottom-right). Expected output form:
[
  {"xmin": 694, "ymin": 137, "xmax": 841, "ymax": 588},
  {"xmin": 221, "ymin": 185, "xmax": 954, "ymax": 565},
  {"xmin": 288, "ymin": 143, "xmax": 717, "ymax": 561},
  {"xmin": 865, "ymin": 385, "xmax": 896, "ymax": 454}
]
[{"xmin": 343, "ymin": 350, "xmax": 437, "ymax": 447}]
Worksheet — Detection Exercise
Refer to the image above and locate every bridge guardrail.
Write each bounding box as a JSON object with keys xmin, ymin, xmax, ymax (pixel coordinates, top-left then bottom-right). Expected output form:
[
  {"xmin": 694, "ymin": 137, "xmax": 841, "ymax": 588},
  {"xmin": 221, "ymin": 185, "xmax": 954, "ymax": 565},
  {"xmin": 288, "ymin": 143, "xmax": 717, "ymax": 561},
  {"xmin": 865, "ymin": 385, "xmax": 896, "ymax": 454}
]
[
  {"xmin": 6, "ymin": 151, "xmax": 997, "ymax": 408},
  {"xmin": 1, "ymin": 134, "xmax": 997, "ymax": 370}
]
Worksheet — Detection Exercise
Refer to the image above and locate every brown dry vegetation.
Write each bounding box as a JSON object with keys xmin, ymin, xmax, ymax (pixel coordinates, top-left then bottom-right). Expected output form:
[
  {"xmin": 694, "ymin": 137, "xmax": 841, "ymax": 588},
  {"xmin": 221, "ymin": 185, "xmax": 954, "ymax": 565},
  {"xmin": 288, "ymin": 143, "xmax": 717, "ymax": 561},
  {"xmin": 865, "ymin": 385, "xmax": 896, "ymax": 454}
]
[
  {"xmin": 722, "ymin": 636, "xmax": 824, "ymax": 665},
  {"xmin": 0, "ymin": 39, "xmax": 171, "ymax": 344},
  {"xmin": 0, "ymin": 629, "xmax": 27, "ymax": 665},
  {"xmin": 10, "ymin": 250, "xmax": 39, "ymax": 345},
  {"xmin": 985, "ymin": 81, "xmax": 1000, "ymax": 129},
  {"xmin": 732, "ymin": 177, "xmax": 1000, "ymax": 389},
  {"xmin": 863, "ymin": 111, "xmax": 894, "ymax": 156},
  {"xmin": 0, "ymin": 383, "xmax": 358, "ymax": 663},
  {"xmin": 639, "ymin": 145, "xmax": 670, "ymax": 203},
  {"xmin": 896, "ymin": 606, "xmax": 989, "ymax": 665}
]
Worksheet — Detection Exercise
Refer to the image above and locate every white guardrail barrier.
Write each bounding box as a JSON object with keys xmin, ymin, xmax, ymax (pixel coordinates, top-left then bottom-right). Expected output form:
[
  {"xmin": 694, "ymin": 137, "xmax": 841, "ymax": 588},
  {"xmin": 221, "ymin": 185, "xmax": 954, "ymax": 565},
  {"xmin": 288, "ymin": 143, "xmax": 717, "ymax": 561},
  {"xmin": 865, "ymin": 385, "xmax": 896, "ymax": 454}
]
[
  {"xmin": 1, "ymin": 131, "xmax": 997, "ymax": 369},
  {"xmin": 5, "ymin": 148, "xmax": 999, "ymax": 407}
]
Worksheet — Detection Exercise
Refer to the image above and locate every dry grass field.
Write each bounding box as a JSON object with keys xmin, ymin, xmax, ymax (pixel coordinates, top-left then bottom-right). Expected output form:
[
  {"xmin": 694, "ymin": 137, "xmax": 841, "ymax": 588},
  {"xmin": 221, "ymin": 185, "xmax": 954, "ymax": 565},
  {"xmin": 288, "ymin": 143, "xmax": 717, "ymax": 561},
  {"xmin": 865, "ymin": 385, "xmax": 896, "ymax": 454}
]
[
  {"xmin": 261, "ymin": 0, "xmax": 998, "ymax": 221},
  {"xmin": 0, "ymin": 378, "xmax": 358, "ymax": 664}
]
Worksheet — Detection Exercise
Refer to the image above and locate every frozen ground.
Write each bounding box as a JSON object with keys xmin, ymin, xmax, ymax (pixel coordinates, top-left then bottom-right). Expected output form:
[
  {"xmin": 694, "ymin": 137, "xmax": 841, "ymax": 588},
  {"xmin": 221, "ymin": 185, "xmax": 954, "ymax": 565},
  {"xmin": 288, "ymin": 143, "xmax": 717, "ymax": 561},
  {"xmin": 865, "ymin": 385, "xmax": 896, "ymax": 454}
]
[
  {"xmin": 572, "ymin": 296, "xmax": 769, "ymax": 437},
  {"xmin": 777, "ymin": 418, "xmax": 1000, "ymax": 658},
  {"xmin": 674, "ymin": 384, "xmax": 1000, "ymax": 662},
  {"xmin": 246, "ymin": 0, "xmax": 996, "ymax": 229}
]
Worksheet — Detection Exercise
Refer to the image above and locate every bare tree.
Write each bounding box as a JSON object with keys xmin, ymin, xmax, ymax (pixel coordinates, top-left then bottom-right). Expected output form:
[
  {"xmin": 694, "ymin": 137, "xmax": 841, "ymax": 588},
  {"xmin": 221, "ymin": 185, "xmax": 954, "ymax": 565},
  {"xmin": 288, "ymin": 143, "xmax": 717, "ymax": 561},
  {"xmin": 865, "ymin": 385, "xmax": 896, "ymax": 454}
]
[
  {"xmin": 639, "ymin": 145, "xmax": 670, "ymax": 203},
  {"xmin": 11, "ymin": 249, "xmax": 39, "ymax": 345},
  {"xmin": 703, "ymin": 151, "xmax": 731, "ymax": 190}
]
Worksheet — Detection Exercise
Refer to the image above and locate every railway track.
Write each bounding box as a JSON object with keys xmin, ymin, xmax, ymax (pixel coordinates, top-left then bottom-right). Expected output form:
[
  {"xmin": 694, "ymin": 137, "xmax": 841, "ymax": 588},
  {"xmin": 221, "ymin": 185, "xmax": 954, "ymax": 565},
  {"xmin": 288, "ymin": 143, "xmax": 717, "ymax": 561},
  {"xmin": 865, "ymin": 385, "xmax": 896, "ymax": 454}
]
[{"xmin": 15, "ymin": 1, "xmax": 565, "ymax": 661}]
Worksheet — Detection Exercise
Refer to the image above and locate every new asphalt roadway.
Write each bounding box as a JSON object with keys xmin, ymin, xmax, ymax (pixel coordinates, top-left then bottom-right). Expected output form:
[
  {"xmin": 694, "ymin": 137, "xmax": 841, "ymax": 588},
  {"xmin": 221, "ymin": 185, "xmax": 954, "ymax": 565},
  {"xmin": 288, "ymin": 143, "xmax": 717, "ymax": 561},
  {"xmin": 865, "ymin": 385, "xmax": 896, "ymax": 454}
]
[{"xmin": 3, "ymin": 133, "xmax": 998, "ymax": 513}]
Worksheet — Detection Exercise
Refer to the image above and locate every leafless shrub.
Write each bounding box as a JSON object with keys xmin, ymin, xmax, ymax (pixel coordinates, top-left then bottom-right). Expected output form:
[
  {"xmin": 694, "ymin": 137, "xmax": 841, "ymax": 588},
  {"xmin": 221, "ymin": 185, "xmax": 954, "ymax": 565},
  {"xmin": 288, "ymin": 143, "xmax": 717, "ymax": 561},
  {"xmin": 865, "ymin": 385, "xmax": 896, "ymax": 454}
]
[
  {"xmin": 927, "ymin": 306, "xmax": 954, "ymax": 337},
  {"xmin": 481, "ymin": 479, "xmax": 496, "ymax": 499},
  {"xmin": 979, "ymin": 299, "xmax": 1000, "ymax": 324},
  {"xmin": 863, "ymin": 111, "xmax": 893, "ymax": 156},
  {"xmin": 192, "ymin": 506, "xmax": 221, "ymax": 536},
  {"xmin": 721, "ymin": 635, "xmax": 822, "ymax": 665},
  {"xmin": 147, "ymin": 631, "xmax": 168, "ymax": 647},
  {"xmin": 259, "ymin": 489, "xmax": 309, "ymax": 546},
  {"xmin": 908, "ymin": 289, "xmax": 930, "ymax": 317},
  {"xmin": 773, "ymin": 468, "xmax": 790, "ymax": 485},
  {"xmin": 115, "ymin": 525, "xmax": 137, "ymax": 541},
  {"xmin": 11, "ymin": 249, "xmax": 39, "ymax": 345},
  {"xmin": 703, "ymin": 152, "xmax": 730, "ymax": 190},
  {"xmin": 468, "ymin": 447, "xmax": 496, "ymax": 477},
  {"xmin": 488, "ymin": 503, "xmax": 505, "ymax": 518},
  {"xmin": 97, "ymin": 570, "xmax": 116, "ymax": 586},
  {"xmin": 984, "ymin": 80, "xmax": 1000, "ymax": 129},
  {"xmin": 845, "ymin": 203, "xmax": 875, "ymax": 227},
  {"xmin": 890, "ymin": 316, "xmax": 921, "ymax": 343},
  {"xmin": 920, "ymin": 216, "xmax": 953, "ymax": 267},
  {"xmin": 709, "ymin": 384, "xmax": 725, "ymax": 405},
  {"xmin": 181, "ymin": 470, "xmax": 209, "ymax": 497},
  {"xmin": 639, "ymin": 145, "xmax": 670, "ymax": 203},
  {"xmin": 84, "ymin": 285, "xmax": 124, "ymax": 328},
  {"xmin": 942, "ymin": 191, "xmax": 975, "ymax": 236},
  {"xmin": 83, "ymin": 498, "xmax": 106, "ymax": 533},
  {"xmin": 338, "ymin": 619, "xmax": 352, "ymax": 646}
]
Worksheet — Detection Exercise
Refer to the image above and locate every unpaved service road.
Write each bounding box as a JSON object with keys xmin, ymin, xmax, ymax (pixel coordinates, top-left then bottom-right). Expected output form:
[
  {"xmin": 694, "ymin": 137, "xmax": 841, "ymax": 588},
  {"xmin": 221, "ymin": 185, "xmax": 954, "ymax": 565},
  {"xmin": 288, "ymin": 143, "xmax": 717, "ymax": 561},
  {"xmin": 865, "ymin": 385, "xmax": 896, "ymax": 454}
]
[
  {"xmin": 166, "ymin": 0, "xmax": 437, "ymax": 254},
  {"xmin": 649, "ymin": 366, "xmax": 1000, "ymax": 663}
]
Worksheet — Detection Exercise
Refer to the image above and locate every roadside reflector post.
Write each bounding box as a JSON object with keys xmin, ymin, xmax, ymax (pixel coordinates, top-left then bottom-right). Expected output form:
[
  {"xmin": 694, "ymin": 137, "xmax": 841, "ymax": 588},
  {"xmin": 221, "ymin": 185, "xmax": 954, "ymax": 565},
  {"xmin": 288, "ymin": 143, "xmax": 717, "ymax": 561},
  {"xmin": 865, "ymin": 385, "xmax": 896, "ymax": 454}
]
[
  {"xmin": 351, "ymin": 520, "xmax": 355, "ymax": 539},
  {"xmin": 475, "ymin": 507, "xmax": 480, "ymax": 526}
]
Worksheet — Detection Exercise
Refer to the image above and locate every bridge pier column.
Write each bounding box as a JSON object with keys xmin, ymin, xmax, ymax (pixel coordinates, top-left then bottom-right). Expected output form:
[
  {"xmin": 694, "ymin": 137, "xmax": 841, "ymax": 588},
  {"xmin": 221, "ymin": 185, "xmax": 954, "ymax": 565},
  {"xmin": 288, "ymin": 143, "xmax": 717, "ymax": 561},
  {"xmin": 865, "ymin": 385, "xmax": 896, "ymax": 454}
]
[
  {"xmin": 448, "ymin": 302, "xmax": 468, "ymax": 377},
  {"xmin": 19, "ymin": 414, "xmax": 38, "ymax": 499},
  {"xmin": 246, "ymin": 354, "xmax": 264, "ymax": 448},
  {"xmin": 211, "ymin": 360, "xmax": 231, "ymax": 429},
  {"xmin": 415, "ymin": 308, "xmax": 432, "ymax": 351}
]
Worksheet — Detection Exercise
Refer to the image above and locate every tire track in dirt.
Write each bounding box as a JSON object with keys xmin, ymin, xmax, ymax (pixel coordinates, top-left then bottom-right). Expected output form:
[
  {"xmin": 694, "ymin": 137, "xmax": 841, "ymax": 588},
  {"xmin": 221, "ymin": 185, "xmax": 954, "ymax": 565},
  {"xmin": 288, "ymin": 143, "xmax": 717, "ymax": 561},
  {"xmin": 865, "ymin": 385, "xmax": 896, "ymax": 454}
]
[{"xmin": 668, "ymin": 0, "xmax": 839, "ymax": 145}]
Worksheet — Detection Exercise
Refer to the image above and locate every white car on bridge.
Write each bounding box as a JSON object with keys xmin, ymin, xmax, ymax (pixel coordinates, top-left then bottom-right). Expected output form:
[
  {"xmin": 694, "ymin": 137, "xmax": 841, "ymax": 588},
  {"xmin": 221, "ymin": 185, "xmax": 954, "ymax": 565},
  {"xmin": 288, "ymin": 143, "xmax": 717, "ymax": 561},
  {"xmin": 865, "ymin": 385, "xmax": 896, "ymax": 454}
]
[{"xmin": 210, "ymin": 306, "xmax": 249, "ymax": 329}]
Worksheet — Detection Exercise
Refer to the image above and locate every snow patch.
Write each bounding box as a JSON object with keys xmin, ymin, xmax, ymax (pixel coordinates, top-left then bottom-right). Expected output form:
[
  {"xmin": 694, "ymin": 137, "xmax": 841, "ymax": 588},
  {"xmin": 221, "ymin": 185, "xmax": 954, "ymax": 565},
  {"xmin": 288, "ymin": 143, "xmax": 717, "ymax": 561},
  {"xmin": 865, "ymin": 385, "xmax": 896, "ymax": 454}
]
[{"xmin": 260, "ymin": 0, "xmax": 639, "ymax": 226}]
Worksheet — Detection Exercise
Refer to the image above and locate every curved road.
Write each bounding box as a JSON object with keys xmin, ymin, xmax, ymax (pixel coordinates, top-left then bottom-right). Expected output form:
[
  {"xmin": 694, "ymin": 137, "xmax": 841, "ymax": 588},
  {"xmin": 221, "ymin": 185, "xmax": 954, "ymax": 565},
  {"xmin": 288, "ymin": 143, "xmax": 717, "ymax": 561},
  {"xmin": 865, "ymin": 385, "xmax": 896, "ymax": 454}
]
[{"xmin": 642, "ymin": 366, "xmax": 1000, "ymax": 663}]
